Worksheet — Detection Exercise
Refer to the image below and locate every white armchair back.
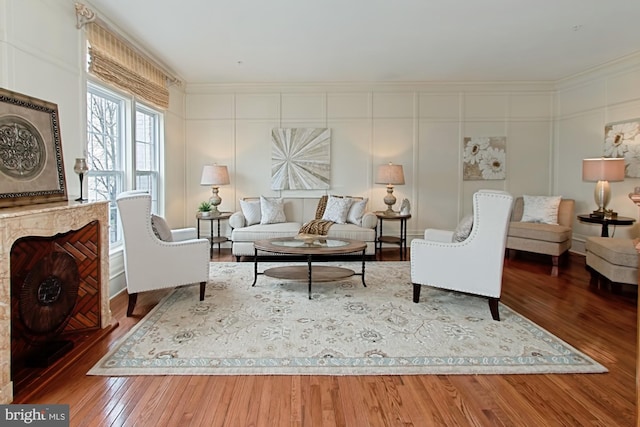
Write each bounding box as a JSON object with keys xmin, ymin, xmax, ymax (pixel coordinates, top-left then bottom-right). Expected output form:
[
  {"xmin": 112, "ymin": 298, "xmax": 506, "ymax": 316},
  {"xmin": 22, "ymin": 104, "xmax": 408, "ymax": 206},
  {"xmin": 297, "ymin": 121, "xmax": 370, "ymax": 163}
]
[{"xmin": 410, "ymin": 190, "xmax": 514, "ymax": 320}]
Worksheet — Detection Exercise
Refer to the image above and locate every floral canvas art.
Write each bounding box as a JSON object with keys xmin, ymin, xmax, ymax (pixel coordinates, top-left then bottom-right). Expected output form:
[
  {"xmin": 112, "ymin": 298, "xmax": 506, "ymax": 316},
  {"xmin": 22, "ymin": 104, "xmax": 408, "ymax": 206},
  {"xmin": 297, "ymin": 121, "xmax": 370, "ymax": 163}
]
[
  {"xmin": 603, "ymin": 119, "xmax": 640, "ymax": 177},
  {"xmin": 462, "ymin": 136, "xmax": 506, "ymax": 180}
]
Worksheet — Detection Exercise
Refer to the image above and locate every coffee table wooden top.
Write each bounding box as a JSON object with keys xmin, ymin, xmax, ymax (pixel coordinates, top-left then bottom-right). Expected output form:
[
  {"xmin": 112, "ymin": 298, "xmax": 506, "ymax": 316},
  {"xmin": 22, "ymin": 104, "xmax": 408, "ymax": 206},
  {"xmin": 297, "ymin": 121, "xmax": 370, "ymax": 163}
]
[{"xmin": 254, "ymin": 237, "xmax": 366, "ymax": 256}]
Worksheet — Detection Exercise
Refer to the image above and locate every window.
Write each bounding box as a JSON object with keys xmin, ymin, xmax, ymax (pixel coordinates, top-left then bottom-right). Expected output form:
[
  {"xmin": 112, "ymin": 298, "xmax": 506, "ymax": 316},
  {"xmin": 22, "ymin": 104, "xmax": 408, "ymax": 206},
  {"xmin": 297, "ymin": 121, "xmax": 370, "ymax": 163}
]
[
  {"xmin": 135, "ymin": 105, "xmax": 160, "ymax": 213},
  {"xmin": 86, "ymin": 82, "xmax": 163, "ymax": 245}
]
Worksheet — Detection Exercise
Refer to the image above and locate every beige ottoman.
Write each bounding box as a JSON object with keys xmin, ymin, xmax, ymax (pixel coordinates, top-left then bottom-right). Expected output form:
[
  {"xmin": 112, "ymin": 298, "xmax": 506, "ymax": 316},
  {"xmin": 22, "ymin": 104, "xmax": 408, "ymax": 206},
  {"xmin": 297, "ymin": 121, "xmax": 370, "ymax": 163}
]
[{"xmin": 585, "ymin": 237, "xmax": 638, "ymax": 289}]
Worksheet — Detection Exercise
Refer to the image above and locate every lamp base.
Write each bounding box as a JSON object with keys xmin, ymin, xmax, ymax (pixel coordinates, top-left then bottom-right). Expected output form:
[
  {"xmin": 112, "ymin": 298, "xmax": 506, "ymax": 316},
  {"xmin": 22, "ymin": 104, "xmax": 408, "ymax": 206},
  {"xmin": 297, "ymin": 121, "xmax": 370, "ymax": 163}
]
[
  {"xmin": 383, "ymin": 185, "xmax": 397, "ymax": 214},
  {"xmin": 209, "ymin": 186, "xmax": 222, "ymax": 215},
  {"xmin": 590, "ymin": 209, "xmax": 618, "ymax": 219}
]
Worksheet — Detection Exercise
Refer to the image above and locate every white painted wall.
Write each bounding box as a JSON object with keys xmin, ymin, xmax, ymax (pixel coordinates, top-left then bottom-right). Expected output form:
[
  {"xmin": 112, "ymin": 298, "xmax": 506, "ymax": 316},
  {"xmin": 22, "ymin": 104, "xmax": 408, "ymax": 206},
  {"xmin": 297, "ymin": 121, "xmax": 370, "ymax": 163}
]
[
  {"xmin": 0, "ymin": 0, "xmax": 189, "ymax": 296},
  {"xmin": 1, "ymin": 0, "xmax": 85, "ymax": 198},
  {"xmin": 184, "ymin": 83, "xmax": 555, "ymax": 241},
  {"xmin": 4, "ymin": 1, "xmax": 640, "ymax": 280},
  {"xmin": 184, "ymin": 56, "xmax": 640, "ymax": 251},
  {"xmin": 555, "ymin": 54, "xmax": 640, "ymax": 252}
]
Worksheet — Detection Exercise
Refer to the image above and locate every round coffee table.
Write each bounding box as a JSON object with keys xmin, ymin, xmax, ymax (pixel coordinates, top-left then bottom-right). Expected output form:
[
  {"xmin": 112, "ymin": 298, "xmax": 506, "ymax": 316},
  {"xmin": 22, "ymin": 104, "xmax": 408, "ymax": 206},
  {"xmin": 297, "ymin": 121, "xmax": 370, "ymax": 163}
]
[{"xmin": 252, "ymin": 237, "xmax": 367, "ymax": 299}]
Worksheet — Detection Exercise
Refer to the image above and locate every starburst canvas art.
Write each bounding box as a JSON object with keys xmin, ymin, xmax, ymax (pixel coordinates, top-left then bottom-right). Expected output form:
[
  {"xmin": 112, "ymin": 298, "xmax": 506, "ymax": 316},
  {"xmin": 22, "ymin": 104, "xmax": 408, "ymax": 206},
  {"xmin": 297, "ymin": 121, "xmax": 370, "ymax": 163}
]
[
  {"xmin": 604, "ymin": 118, "xmax": 640, "ymax": 178},
  {"xmin": 462, "ymin": 136, "xmax": 506, "ymax": 181},
  {"xmin": 271, "ymin": 128, "xmax": 331, "ymax": 190}
]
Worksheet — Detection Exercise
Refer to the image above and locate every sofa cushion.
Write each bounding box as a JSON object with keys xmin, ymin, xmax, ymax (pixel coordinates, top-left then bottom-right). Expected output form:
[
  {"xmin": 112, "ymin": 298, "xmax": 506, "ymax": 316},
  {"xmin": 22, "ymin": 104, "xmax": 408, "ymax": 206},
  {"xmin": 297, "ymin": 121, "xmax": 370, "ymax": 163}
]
[
  {"xmin": 326, "ymin": 223, "xmax": 376, "ymax": 242},
  {"xmin": 508, "ymin": 221, "xmax": 571, "ymax": 243},
  {"xmin": 260, "ymin": 196, "xmax": 286, "ymax": 224},
  {"xmin": 240, "ymin": 199, "xmax": 262, "ymax": 225},
  {"xmin": 586, "ymin": 237, "xmax": 638, "ymax": 267},
  {"xmin": 231, "ymin": 222, "xmax": 302, "ymax": 242},
  {"xmin": 347, "ymin": 198, "xmax": 368, "ymax": 226},
  {"xmin": 322, "ymin": 196, "xmax": 353, "ymax": 224},
  {"xmin": 521, "ymin": 195, "xmax": 562, "ymax": 224}
]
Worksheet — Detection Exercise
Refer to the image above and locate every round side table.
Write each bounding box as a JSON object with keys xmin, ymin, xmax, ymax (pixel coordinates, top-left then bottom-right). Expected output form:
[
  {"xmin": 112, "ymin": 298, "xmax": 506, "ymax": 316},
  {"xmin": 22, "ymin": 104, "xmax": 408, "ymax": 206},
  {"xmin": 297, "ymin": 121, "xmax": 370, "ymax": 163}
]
[
  {"xmin": 374, "ymin": 211, "xmax": 411, "ymax": 260},
  {"xmin": 197, "ymin": 212, "xmax": 232, "ymax": 258}
]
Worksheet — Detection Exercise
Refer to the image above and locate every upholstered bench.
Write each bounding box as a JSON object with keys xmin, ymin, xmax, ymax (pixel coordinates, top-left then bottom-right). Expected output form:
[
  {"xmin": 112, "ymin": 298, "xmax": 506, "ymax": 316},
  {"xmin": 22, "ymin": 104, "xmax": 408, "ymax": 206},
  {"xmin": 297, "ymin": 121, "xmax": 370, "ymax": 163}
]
[{"xmin": 585, "ymin": 236, "xmax": 638, "ymax": 289}]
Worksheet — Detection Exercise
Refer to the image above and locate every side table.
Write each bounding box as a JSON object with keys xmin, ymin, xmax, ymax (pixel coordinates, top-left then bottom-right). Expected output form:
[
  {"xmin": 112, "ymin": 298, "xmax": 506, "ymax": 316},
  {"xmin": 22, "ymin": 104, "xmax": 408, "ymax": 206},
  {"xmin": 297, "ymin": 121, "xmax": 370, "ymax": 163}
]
[
  {"xmin": 374, "ymin": 211, "xmax": 411, "ymax": 260},
  {"xmin": 577, "ymin": 214, "xmax": 635, "ymax": 237},
  {"xmin": 197, "ymin": 212, "xmax": 232, "ymax": 258}
]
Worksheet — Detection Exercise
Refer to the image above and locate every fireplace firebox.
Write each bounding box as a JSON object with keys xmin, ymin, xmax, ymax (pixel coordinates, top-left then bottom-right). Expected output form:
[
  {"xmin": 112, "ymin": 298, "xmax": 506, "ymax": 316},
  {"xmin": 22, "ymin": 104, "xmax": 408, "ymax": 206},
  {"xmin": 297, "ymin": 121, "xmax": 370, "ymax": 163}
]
[{"xmin": 0, "ymin": 200, "xmax": 112, "ymax": 403}]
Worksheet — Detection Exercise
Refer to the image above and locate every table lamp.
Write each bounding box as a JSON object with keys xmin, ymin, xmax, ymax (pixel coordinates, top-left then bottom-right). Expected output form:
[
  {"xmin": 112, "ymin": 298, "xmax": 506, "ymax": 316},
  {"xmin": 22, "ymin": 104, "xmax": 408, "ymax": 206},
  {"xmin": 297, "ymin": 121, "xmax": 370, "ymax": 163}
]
[
  {"xmin": 582, "ymin": 157, "xmax": 625, "ymax": 217},
  {"xmin": 200, "ymin": 164, "xmax": 230, "ymax": 215},
  {"xmin": 375, "ymin": 163, "xmax": 405, "ymax": 214}
]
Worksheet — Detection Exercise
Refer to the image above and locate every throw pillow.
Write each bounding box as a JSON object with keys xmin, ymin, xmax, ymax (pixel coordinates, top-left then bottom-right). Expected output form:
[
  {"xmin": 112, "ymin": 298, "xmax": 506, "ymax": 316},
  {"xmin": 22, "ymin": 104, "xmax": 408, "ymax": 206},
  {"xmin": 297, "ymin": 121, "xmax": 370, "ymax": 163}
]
[
  {"xmin": 347, "ymin": 197, "xmax": 368, "ymax": 225},
  {"xmin": 151, "ymin": 214, "xmax": 173, "ymax": 241},
  {"xmin": 521, "ymin": 195, "xmax": 562, "ymax": 225},
  {"xmin": 322, "ymin": 196, "xmax": 353, "ymax": 224},
  {"xmin": 240, "ymin": 199, "xmax": 262, "ymax": 225},
  {"xmin": 260, "ymin": 196, "xmax": 286, "ymax": 224},
  {"xmin": 452, "ymin": 214, "xmax": 473, "ymax": 242}
]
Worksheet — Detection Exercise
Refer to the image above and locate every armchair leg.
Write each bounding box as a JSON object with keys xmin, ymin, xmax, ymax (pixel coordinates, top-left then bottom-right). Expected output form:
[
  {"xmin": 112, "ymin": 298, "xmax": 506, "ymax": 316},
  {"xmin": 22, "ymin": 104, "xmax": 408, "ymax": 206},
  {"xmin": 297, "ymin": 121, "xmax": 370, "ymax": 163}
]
[
  {"xmin": 488, "ymin": 298, "xmax": 500, "ymax": 321},
  {"xmin": 200, "ymin": 281, "xmax": 206, "ymax": 301},
  {"xmin": 551, "ymin": 255, "xmax": 559, "ymax": 277},
  {"xmin": 412, "ymin": 284, "xmax": 421, "ymax": 303},
  {"xmin": 126, "ymin": 292, "xmax": 138, "ymax": 317}
]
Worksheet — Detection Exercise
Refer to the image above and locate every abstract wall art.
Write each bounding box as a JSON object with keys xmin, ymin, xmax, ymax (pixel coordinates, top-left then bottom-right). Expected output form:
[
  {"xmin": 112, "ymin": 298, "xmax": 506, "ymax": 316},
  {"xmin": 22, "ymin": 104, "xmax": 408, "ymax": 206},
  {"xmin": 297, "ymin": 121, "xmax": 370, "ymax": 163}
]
[
  {"xmin": 462, "ymin": 136, "xmax": 506, "ymax": 181},
  {"xmin": 604, "ymin": 118, "xmax": 640, "ymax": 178},
  {"xmin": 271, "ymin": 128, "xmax": 331, "ymax": 190}
]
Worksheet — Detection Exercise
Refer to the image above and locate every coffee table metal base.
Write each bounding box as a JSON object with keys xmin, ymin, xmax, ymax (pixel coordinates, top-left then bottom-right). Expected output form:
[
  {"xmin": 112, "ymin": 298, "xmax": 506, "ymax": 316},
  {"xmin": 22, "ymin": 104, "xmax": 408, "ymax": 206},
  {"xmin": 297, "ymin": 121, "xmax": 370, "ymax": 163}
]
[{"xmin": 252, "ymin": 253, "xmax": 366, "ymax": 299}]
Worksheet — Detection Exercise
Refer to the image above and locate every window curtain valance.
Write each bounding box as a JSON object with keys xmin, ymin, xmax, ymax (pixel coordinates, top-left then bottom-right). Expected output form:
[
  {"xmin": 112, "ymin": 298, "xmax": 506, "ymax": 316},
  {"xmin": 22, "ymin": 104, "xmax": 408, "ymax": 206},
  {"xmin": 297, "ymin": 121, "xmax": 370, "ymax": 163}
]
[{"xmin": 86, "ymin": 22, "xmax": 170, "ymax": 109}]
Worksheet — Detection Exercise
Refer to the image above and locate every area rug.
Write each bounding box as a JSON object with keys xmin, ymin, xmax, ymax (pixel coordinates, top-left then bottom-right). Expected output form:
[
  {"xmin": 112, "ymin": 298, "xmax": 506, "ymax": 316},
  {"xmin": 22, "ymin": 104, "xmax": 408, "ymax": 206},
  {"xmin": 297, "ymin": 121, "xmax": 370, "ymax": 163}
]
[{"xmin": 89, "ymin": 262, "xmax": 607, "ymax": 376}]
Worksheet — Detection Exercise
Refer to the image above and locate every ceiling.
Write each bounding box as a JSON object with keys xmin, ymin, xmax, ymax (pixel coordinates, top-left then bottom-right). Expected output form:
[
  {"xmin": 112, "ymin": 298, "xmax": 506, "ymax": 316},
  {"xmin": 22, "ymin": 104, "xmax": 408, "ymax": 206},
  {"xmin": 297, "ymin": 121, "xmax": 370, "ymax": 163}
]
[{"xmin": 86, "ymin": 0, "xmax": 640, "ymax": 84}]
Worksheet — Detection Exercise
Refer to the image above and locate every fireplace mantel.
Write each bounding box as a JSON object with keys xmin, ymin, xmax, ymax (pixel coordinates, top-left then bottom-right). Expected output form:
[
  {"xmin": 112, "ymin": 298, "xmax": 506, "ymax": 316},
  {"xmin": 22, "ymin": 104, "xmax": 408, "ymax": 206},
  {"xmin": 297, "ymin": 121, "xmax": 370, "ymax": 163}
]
[{"xmin": 0, "ymin": 200, "xmax": 111, "ymax": 403}]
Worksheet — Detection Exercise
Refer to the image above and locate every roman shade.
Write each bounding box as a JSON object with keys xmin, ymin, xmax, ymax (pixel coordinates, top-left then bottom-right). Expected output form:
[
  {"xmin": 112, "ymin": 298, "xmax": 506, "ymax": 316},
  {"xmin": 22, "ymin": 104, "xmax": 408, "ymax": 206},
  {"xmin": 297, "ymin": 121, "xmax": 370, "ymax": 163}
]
[{"xmin": 86, "ymin": 22, "xmax": 171, "ymax": 109}]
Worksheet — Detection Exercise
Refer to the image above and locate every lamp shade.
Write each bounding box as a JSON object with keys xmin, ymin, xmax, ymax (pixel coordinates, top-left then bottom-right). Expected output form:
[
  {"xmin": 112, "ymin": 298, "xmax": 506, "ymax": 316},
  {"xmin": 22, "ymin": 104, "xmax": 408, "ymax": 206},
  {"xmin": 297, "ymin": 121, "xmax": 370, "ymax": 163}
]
[
  {"xmin": 375, "ymin": 163, "xmax": 405, "ymax": 185},
  {"xmin": 582, "ymin": 158, "xmax": 625, "ymax": 182},
  {"xmin": 200, "ymin": 164, "xmax": 230, "ymax": 186}
]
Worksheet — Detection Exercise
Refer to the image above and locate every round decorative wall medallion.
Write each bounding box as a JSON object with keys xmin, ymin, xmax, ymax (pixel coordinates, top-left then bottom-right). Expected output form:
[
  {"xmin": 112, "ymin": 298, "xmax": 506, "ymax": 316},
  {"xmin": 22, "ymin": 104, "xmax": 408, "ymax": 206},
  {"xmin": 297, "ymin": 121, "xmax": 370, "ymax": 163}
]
[{"xmin": 0, "ymin": 115, "xmax": 46, "ymax": 180}]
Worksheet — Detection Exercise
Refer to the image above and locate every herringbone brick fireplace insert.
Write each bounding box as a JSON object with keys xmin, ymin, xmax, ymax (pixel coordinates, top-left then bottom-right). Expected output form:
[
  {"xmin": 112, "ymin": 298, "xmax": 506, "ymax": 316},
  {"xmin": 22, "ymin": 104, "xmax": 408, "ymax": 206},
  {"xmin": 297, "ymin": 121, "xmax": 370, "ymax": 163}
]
[{"xmin": 0, "ymin": 200, "xmax": 112, "ymax": 403}]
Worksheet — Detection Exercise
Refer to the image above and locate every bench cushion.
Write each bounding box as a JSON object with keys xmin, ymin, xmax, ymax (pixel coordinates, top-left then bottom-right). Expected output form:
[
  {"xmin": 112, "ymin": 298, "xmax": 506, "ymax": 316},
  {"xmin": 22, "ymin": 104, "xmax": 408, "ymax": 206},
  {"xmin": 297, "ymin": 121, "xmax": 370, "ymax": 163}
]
[
  {"xmin": 585, "ymin": 237, "xmax": 638, "ymax": 267},
  {"xmin": 507, "ymin": 221, "xmax": 571, "ymax": 243}
]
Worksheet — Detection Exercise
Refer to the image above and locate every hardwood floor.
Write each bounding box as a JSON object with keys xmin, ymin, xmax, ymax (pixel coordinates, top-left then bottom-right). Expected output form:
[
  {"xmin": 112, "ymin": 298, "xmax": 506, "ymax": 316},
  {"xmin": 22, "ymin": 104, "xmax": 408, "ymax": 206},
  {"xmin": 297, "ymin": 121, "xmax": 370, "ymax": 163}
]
[{"xmin": 14, "ymin": 249, "xmax": 637, "ymax": 426}]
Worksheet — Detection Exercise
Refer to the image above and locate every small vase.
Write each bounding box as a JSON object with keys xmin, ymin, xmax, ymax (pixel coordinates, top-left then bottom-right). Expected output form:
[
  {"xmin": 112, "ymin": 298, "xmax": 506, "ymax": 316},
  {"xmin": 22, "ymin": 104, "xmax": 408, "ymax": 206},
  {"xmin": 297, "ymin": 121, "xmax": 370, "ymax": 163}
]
[{"xmin": 201, "ymin": 211, "xmax": 211, "ymax": 218}]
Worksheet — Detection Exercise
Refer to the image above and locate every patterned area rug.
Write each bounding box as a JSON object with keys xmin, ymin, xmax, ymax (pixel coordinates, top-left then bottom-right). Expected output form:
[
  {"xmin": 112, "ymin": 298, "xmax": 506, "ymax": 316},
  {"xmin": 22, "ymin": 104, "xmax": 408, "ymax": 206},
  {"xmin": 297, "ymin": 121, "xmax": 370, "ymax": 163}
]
[{"xmin": 89, "ymin": 262, "xmax": 606, "ymax": 376}]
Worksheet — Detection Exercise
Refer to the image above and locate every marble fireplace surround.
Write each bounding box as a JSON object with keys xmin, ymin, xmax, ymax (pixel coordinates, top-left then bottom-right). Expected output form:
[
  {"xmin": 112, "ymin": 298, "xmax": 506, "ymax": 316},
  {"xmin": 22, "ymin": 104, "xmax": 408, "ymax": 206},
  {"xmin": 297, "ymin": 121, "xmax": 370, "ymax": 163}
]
[{"xmin": 0, "ymin": 200, "xmax": 112, "ymax": 403}]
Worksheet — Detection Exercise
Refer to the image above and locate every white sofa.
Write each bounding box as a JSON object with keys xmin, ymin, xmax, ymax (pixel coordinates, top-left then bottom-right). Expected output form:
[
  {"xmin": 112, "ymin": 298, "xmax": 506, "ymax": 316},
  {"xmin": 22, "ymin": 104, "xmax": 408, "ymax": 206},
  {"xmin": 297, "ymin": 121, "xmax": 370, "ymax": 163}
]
[{"xmin": 229, "ymin": 197, "xmax": 378, "ymax": 260}]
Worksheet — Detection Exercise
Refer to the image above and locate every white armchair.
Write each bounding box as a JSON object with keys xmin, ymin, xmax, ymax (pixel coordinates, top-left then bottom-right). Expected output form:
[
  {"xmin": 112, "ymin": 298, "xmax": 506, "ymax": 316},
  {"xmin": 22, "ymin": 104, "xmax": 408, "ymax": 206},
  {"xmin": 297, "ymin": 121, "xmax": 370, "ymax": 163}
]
[
  {"xmin": 410, "ymin": 190, "xmax": 514, "ymax": 321},
  {"xmin": 116, "ymin": 191, "xmax": 210, "ymax": 316}
]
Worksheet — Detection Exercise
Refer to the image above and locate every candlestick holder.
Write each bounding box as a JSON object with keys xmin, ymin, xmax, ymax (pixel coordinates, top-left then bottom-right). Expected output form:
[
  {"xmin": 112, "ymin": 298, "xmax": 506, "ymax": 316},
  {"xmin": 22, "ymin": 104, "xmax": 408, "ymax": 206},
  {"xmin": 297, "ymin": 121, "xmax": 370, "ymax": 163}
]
[{"xmin": 74, "ymin": 158, "xmax": 89, "ymax": 202}]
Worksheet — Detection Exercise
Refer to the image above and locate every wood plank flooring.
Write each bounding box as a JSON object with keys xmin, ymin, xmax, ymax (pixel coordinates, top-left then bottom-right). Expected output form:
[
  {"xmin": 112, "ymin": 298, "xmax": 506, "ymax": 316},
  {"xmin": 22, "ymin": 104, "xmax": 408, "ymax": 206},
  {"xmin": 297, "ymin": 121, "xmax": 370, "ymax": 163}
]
[{"xmin": 13, "ymin": 249, "xmax": 637, "ymax": 426}]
